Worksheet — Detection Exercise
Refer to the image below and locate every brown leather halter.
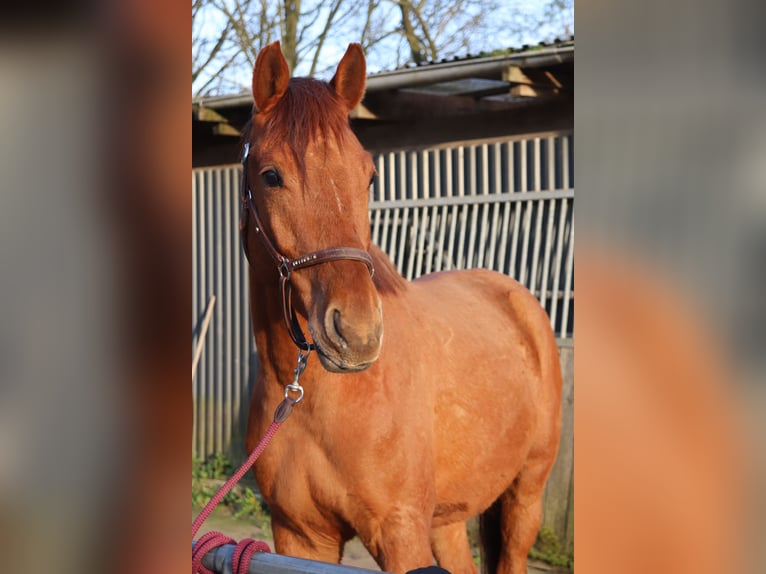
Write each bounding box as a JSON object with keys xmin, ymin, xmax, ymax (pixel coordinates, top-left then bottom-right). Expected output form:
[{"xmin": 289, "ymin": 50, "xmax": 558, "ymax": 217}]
[{"xmin": 239, "ymin": 142, "xmax": 375, "ymax": 351}]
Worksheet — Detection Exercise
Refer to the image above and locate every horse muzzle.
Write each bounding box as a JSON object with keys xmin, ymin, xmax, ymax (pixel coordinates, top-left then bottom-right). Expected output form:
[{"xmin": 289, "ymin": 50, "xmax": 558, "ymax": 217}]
[{"xmin": 310, "ymin": 303, "xmax": 383, "ymax": 373}]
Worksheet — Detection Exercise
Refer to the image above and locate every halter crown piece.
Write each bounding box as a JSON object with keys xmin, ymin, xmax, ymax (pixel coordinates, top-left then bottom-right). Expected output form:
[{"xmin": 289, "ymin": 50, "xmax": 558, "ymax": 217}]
[{"xmin": 239, "ymin": 142, "xmax": 375, "ymax": 351}]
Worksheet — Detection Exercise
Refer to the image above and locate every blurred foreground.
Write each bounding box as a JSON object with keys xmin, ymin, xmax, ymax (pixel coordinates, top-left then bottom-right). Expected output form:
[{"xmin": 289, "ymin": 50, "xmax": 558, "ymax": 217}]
[{"xmin": 0, "ymin": 0, "xmax": 764, "ymax": 572}]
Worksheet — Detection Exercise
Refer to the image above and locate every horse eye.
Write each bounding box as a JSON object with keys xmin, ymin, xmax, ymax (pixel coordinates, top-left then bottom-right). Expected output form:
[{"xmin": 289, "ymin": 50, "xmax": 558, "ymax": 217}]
[{"xmin": 261, "ymin": 169, "xmax": 283, "ymax": 188}]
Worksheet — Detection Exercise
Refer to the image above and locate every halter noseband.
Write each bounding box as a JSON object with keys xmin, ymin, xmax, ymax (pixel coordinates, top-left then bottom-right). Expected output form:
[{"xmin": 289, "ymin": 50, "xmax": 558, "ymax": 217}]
[{"xmin": 239, "ymin": 142, "xmax": 375, "ymax": 351}]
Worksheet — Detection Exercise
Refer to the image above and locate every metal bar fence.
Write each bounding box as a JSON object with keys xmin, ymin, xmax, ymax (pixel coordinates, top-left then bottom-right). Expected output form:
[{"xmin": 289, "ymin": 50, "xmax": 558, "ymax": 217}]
[
  {"xmin": 192, "ymin": 134, "xmax": 574, "ymax": 460},
  {"xmin": 193, "ymin": 166, "xmax": 257, "ymax": 460}
]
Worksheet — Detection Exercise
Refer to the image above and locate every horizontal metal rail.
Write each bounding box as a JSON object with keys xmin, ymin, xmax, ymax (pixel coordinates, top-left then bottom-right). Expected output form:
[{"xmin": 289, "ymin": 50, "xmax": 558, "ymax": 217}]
[
  {"xmin": 192, "ymin": 543, "xmax": 387, "ymax": 574},
  {"xmin": 369, "ymin": 188, "xmax": 574, "ymax": 210}
]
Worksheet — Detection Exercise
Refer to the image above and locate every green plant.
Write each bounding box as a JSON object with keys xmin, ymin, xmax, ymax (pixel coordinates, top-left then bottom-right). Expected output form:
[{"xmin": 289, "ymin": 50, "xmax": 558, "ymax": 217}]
[
  {"xmin": 192, "ymin": 453, "xmax": 272, "ymax": 529},
  {"xmin": 234, "ymin": 485, "xmax": 272, "ymax": 529},
  {"xmin": 193, "ymin": 452, "xmax": 232, "ymax": 479},
  {"xmin": 528, "ymin": 526, "xmax": 573, "ymax": 569}
]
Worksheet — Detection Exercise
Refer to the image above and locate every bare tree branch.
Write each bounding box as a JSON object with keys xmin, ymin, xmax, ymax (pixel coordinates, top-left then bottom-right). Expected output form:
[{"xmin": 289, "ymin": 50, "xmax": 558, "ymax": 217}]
[
  {"xmin": 192, "ymin": 0, "xmax": 573, "ymax": 95},
  {"xmin": 308, "ymin": 0, "xmax": 347, "ymax": 75},
  {"xmin": 193, "ymin": 24, "xmax": 231, "ymax": 83}
]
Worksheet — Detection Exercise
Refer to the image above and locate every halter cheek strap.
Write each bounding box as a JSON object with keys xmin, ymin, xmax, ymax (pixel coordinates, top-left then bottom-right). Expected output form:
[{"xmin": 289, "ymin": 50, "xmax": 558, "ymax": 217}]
[{"xmin": 239, "ymin": 143, "xmax": 375, "ymax": 351}]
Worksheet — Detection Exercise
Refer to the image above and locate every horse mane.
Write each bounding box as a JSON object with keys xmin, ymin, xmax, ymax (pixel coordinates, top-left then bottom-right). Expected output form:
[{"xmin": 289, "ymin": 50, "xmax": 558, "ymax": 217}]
[
  {"xmin": 370, "ymin": 245, "xmax": 408, "ymax": 295},
  {"xmin": 241, "ymin": 77, "xmax": 351, "ymax": 175}
]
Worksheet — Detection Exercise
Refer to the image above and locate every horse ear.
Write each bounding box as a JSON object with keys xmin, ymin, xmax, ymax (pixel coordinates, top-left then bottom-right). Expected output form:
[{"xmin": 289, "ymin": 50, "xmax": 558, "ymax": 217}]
[
  {"xmin": 330, "ymin": 43, "xmax": 366, "ymax": 113},
  {"xmin": 252, "ymin": 41, "xmax": 290, "ymax": 114}
]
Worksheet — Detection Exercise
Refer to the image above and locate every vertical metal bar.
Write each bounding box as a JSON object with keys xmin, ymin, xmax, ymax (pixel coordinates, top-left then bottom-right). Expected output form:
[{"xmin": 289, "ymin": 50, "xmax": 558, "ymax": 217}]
[
  {"xmin": 421, "ymin": 149, "xmax": 436, "ymax": 276},
  {"xmin": 486, "ymin": 143, "xmax": 502, "ymax": 271},
  {"xmin": 464, "ymin": 145, "xmax": 479, "ymax": 269},
  {"xmin": 519, "ymin": 140, "xmax": 534, "ymax": 288},
  {"xmin": 370, "ymin": 158, "xmax": 382, "ymax": 246},
  {"xmin": 561, "ymin": 221, "xmax": 574, "ymax": 339},
  {"xmin": 204, "ymin": 170, "xmax": 214, "ymax": 458},
  {"xmin": 549, "ymin": 138, "xmax": 566, "ymax": 331},
  {"xmin": 560, "ymin": 134, "xmax": 574, "ymax": 338},
  {"xmin": 376, "ymin": 155, "xmax": 389, "ymax": 253},
  {"xmin": 231, "ymin": 168, "xmax": 242, "ymax": 455},
  {"xmin": 476, "ymin": 143, "xmax": 491, "ymax": 268},
  {"xmin": 406, "ymin": 151, "xmax": 420, "ymax": 280},
  {"xmin": 428, "ymin": 150, "xmax": 442, "ymax": 274},
  {"xmin": 197, "ymin": 170, "xmax": 205, "ymax": 458},
  {"xmin": 395, "ymin": 151, "xmax": 409, "ymax": 274},
  {"xmin": 540, "ymin": 137, "xmax": 557, "ymax": 318},
  {"xmin": 231, "ymin": 167, "xmax": 241, "ymax": 454},
  {"xmin": 241, "ymin": 166, "xmax": 253, "ymax": 450},
  {"xmin": 192, "ymin": 171, "xmax": 199, "ymax": 457},
  {"xmin": 410, "ymin": 151, "xmax": 428, "ymax": 277},
  {"xmin": 529, "ymin": 138, "xmax": 545, "ymax": 297},
  {"xmin": 444, "ymin": 150, "xmax": 457, "ymax": 270},
  {"xmin": 509, "ymin": 141, "xmax": 522, "ymax": 280},
  {"xmin": 497, "ymin": 142, "xmax": 513, "ymax": 275},
  {"xmin": 223, "ymin": 168, "xmax": 232, "ymax": 453},
  {"xmin": 196, "ymin": 170, "xmax": 204, "ymax": 458},
  {"xmin": 550, "ymin": 197, "xmax": 567, "ymax": 334},
  {"xmin": 455, "ymin": 146, "xmax": 468, "ymax": 269},
  {"xmin": 435, "ymin": 151, "xmax": 449, "ymax": 273},
  {"xmin": 387, "ymin": 153, "xmax": 400, "ymax": 265},
  {"xmin": 214, "ymin": 169, "xmax": 224, "ymax": 454}
]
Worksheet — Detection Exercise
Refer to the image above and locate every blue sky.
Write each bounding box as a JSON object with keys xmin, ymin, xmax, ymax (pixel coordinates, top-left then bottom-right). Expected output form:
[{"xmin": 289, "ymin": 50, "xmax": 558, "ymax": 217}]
[{"xmin": 193, "ymin": 0, "xmax": 573, "ymax": 95}]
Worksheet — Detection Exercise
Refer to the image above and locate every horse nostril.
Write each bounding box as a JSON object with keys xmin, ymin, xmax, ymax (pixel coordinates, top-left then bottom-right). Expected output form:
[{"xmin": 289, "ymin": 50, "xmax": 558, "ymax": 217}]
[{"xmin": 332, "ymin": 309, "xmax": 348, "ymax": 349}]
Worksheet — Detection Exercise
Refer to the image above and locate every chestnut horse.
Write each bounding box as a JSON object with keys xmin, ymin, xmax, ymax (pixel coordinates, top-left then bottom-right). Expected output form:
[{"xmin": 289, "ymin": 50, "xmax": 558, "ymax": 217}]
[{"xmin": 243, "ymin": 42, "xmax": 562, "ymax": 574}]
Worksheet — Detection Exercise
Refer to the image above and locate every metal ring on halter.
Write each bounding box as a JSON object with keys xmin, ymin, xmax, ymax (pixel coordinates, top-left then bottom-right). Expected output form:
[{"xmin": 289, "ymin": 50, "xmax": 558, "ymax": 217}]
[{"xmin": 284, "ymin": 383, "xmax": 304, "ymax": 404}]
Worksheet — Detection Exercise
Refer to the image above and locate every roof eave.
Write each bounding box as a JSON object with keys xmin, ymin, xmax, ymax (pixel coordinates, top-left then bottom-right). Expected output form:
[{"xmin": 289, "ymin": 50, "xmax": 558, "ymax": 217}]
[
  {"xmin": 366, "ymin": 44, "xmax": 573, "ymax": 92},
  {"xmin": 192, "ymin": 43, "xmax": 573, "ymax": 110}
]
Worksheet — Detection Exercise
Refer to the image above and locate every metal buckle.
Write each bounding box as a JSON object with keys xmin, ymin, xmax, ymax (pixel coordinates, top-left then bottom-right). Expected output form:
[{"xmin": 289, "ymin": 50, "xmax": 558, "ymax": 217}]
[
  {"xmin": 283, "ymin": 348, "xmax": 310, "ymax": 405},
  {"xmin": 241, "ymin": 142, "xmax": 250, "ymax": 164},
  {"xmin": 277, "ymin": 257, "xmax": 291, "ymax": 279}
]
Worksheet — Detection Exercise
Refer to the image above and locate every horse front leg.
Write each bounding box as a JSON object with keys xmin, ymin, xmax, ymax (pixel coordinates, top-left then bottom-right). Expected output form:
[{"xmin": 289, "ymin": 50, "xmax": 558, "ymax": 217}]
[
  {"xmin": 357, "ymin": 507, "xmax": 434, "ymax": 574},
  {"xmin": 271, "ymin": 518, "xmax": 345, "ymax": 565},
  {"xmin": 431, "ymin": 522, "xmax": 477, "ymax": 574}
]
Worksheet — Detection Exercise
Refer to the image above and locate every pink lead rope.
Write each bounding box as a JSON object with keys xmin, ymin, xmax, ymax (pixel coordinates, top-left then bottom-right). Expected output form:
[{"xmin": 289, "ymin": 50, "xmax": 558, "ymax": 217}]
[
  {"xmin": 191, "ymin": 420, "xmax": 283, "ymax": 574},
  {"xmin": 192, "ymin": 311, "xmax": 311, "ymax": 573}
]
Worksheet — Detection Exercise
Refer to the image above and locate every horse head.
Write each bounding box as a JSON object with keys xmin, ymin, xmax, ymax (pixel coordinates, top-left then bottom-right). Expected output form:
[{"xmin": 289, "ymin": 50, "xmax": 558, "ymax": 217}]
[{"xmin": 243, "ymin": 42, "xmax": 383, "ymax": 373}]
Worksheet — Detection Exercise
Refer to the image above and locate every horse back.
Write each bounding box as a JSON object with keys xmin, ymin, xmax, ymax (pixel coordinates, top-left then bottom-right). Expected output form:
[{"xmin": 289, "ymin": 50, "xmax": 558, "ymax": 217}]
[{"xmin": 410, "ymin": 268, "xmax": 561, "ymax": 396}]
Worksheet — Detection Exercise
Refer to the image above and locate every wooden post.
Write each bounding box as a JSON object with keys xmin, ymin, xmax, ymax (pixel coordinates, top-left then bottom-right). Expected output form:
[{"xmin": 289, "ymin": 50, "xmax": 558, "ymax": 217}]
[{"xmin": 192, "ymin": 294, "xmax": 217, "ymax": 382}]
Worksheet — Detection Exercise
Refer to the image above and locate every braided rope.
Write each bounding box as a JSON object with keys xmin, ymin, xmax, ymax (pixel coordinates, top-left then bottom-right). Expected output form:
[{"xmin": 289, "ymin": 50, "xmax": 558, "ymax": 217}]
[{"xmin": 191, "ymin": 421, "xmax": 282, "ymax": 573}]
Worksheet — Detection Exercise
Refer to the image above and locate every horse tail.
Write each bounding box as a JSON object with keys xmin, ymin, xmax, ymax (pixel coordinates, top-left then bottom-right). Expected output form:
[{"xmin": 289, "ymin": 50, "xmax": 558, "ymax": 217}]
[{"xmin": 478, "ymin": 498, "xmax": 502, "ymax": 574}]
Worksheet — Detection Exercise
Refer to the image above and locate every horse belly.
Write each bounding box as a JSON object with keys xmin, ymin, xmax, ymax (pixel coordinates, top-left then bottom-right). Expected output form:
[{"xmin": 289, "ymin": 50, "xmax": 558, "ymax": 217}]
[
  {"xmin": 413, "ymin": 272, "xmax": 555, "ymax": 525},
  {"xmin": 431, "ymin": 389, "xmax": 538, "ymax": 526}
]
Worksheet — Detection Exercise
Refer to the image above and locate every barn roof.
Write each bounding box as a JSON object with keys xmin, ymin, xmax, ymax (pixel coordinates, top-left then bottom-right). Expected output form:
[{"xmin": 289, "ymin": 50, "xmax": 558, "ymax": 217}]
[{"xmin": 193, "ymin": 38, "xmax": 573, "ymax": 164}]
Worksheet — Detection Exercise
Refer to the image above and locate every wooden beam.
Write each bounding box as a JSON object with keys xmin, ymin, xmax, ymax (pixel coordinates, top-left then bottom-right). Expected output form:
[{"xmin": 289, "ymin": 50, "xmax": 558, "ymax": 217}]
[
  {"xmin": 544, "ymin": 70, "xmax": 564, "ymax": 89},
  {"xmin": 503, "ymin": 65, "xmax": 572, "ymax": 92},
  {"xmin": 194, "ymin": 106, "xmax": 230, "ymax": 123},
  {"xmin": 349, "ymin": 102, "xmax": 378, "ymax": 120},
  {"xmin": 502, "ymin": 65, "xmax": 533, "ymax": 85},
  {"xmin": 509, "ymin": 84, "xmax": 560, "ymax": 98},
  {"xmin": 212, "ymin": 123, "xmax": 241, "ymax": 137},
  {"xmin": 193, "ymin": 105, "xmax": 241, "ymax": 137}
]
